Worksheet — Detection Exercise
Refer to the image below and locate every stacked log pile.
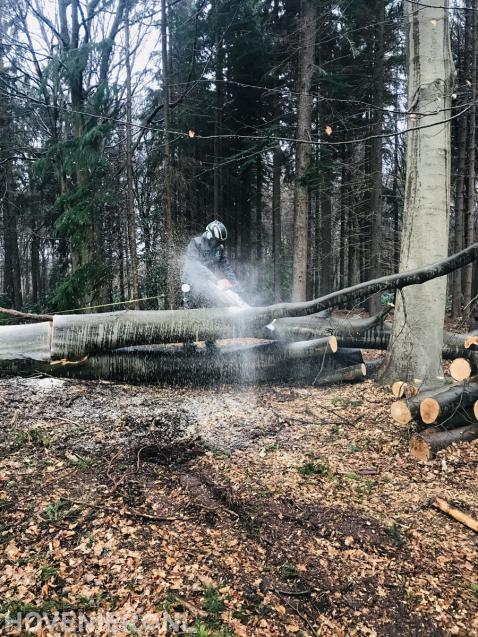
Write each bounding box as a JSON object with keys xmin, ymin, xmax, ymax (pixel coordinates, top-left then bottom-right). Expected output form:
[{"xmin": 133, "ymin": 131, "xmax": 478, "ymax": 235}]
[{"xmin": 390, "ymin": 346, "xmax": 478, "ymax": 460}]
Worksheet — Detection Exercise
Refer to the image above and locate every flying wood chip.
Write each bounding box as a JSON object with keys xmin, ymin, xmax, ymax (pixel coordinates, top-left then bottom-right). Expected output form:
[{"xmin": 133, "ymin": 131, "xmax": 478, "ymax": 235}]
[{"xmin": 324, "ymin": 125, "xmax": 333, "ymax": 136}]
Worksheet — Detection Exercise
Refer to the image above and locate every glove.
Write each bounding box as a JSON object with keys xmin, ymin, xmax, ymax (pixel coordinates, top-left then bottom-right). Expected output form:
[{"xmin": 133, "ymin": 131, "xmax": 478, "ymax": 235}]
[{"xmin": 217, "ymin": 279, "xmax": 232, "ymax": 290}]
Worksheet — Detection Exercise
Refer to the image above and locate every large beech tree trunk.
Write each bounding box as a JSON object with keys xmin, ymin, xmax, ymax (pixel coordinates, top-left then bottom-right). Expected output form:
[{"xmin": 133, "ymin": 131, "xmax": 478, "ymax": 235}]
[
  {"xmin": 0, "ymin": 338, "xmax": 340, "ymax": 385},
  {"xmin": 379, "ymin": 0, "xmax": 454, "ymax": 384}
]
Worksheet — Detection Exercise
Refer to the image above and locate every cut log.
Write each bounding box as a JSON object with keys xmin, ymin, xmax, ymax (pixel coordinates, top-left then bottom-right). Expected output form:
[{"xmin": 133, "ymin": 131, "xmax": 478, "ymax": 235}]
[
  {"xmin": 417, "ymin": 406, "xmax": 477, "ymax": 430},
  {"xmin": 392, "ymin": 381, "xmax": 419, "ymax": 398},
  {"xmin": 0, "ymin": 338, "xmax": 338, "ymax": 385},
  {"xmin": 0, "ymin": 322, "xmax": 51, "ymax": 362},
  {"xmin": 390, "ymin": 383, "xmax": 454, "ymax": 425},
  {"xmin": 419, "ymin": 381, "xmax": 478, "ymax": 425},
  {"xmin": 449, "ymin": 358, "xmax": 472, "ymax": 381},
  {"xmin": 337, "ymin": 327, "xmax": 478, "ymax": 360},
  {"xmin": 432, "ymin": 497, "xmax": 478, "ymax": 534},
  {"xmin": 410, "ymin": 424, "xmax": 478, "ymax": 461},
  {"xmin": 48, "ymin": 242, "xmax": 478, "ymax": 359},
  {"xmin": 314, "ymin": 363, "xmax": 366, "ymax": 386}
]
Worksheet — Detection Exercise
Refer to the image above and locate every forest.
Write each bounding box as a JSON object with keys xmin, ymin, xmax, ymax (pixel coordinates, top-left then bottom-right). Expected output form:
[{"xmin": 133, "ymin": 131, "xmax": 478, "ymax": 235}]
[
  {"xmin": 0, "ymin": 1, "xmax": 478, "ymax": 637},
  {"xmin": 0, "ymin": 0, "xmax": 457, "ymax": 314}
]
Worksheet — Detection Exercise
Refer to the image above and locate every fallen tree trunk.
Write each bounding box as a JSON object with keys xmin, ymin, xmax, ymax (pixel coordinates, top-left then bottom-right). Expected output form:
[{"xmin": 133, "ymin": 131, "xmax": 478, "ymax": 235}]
[
  {"xmin": 0, "ymin": 322, "xmax": 51, "ymax": 361},
  {"xmin": 0, "ymin": 338, "xmax": 340, "ymax": 385},
  {"xmin": 265, "ymin": 306, "xmax": 392, "ymax": 341},
  {"xmin": 314, "ymin": 363, "xmax": 366, "ymax": 386},
  {"xmin": 410, "ymin": 424, "xmax": 478, "ymax": 461},
  {"xmin": 64, "ymin": 338, "xmax": 340, "ymax": 385},
  {"xmin": 420, "ymin": 381, "xmax": 478, "ymax": 425},
  {"xmin": 337, "ymin": 326, "xmax": 478, "ymax": 360},
  {"xmin": 48, "ymin": 243, "xmax": 478, "ymax": 359}
]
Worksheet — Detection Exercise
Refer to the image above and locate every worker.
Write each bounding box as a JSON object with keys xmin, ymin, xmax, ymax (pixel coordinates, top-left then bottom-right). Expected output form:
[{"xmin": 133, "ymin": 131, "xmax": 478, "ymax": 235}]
[{"xmin": 181, "ymin": 220, "xmax": 242, "ymax": 309}]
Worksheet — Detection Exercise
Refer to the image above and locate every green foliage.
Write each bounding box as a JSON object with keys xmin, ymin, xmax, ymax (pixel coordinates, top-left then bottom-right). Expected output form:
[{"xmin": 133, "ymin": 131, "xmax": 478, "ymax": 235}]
[
  {"xmin": 388, "ymin": 521, "xmax": 403, "ymax": 546},
  {"xmin": 278, "ymin": 562, "xmax": 300, "ymax": 582},
  {"xmin": 12, "ymin": 428, "xmax": 52, "ymax": 449},
  {"xmin": 40, "ymin": 565, "xmax": 59, "ymax": 582},
  {"xmin": 194, "ymin": 623, "xmax": 236, "ymax": 637},
  {"xmin": 297, "ymin": 460, "xmax": 332, "ymax": 478},
  {"xmin": 41, "ymin": 500, "xmax": 73, "ymax": 523},
  {"xmin": 345, "ymin": 473, "xmax": 375, "ymax": 498},
  {"xmin": 202, "ymin": 585, "xmax": 226, "ymax": 615},
  {"xmin": 49, "ymin": 262, "xmax": 110, "ymax": 311}
]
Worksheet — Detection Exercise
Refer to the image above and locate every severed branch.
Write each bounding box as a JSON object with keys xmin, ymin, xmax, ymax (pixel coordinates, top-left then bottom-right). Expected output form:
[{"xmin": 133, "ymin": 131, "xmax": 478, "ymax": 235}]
[
  {"xmin": 0, "ymin": 307, "xmax": 53, "ymax": 321},
  {"xmin": 432, "ymin": 497, "xmax": 478, "ymax": 533}
]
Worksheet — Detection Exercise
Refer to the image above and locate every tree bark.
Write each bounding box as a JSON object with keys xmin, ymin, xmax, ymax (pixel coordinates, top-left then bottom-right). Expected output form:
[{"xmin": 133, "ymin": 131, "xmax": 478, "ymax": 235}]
[
  {"xmin": 0, "ymin": 322, "xmax": 51, "ymax": 362},
  {"xmin": 463, "ymin": 0, "xmax": 477, "ymax": 324},
  {"xmin": 291, "ymin": 0, "xmax": 317, "ymax": 301},
  {"xmin": 410, "ymin": 424, "xmax": 478, "ymax": 461},
  {"xmin": 368, "ymin": 0, "xmax": 385, "ymax": 315},
  {"xmin": 313, "ymin": 363, "xmax": 366, "ymax": 387},
  {"xmin": 420, "ymin": 381, "xmax": 478, "ymax": 425},
  {"xmin": 125, "ymin": 6, "xmax": 140, "ymax": 308},
  {"xmin": 319, "ymin": 169, "xmax": 333, "ymax": 296},
  {"xmin": 380, "ymin": 0, "xmax": 454, "ymax": 384},
  {"xmin": 265, "ymin": 306, "xmax": 391, "ymax": 342},
  {"xmin": 272, "ymin": 147, "xmax": 282, "ymax": 302},
  {"xmin": 0, "ymin": 25, "xmax": 22, "ymax": 309},
  {"xmin": 213, "ymin": 0, "xmax": 224, "ymax": 218},
  {"xmin": 451, "ymin": 9, "xmax": 469, "ymax": 317},
  {"xmin": 161, "ymin": 0, "xmax": 174, "ymax": 309}
]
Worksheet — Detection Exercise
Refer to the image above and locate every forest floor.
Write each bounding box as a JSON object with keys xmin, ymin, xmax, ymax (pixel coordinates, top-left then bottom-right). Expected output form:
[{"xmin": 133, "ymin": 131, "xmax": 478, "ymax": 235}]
[{"xmin": 0, "ymin": 360, "xmax": 477, "ymax": 636}]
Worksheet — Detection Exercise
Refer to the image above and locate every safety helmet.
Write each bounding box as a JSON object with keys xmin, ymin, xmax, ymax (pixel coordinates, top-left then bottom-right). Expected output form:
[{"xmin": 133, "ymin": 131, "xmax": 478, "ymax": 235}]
[{"xmin": 205, "ymin": 220, "xmax": 227, "ymax": 242}]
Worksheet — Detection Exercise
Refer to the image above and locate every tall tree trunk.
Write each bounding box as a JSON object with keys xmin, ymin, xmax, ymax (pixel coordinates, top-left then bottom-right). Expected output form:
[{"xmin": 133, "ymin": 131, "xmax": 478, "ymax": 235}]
[
  {"xmin": 272, "ymin": 148, "xmax": 282, "ymax": 302},
  {"xmin": 451, "ymin": 10, "xmax": 470, "ymax": 318},
  {"xmin": 392, "ymin": 110, "xmax": 402, "ymax": 271},
  {"xmin": 213, "ymin": 0, "xmax": 224, "ymax": 218},
  {"xmin": 291, "ymin": 0, "xmax": 317, "ymax": 301},
  {"xmin": 0, "ymin": 20, "xmax": 22, "ymax": 308},
  {"xmin": 463, "ymin": 0, "xmax": 477, "ymax": 324},
  {"xmin": 30, "ymin": 189, "xmax": 41, "ymax": 305},
  {"xmin": 256, "ymin": 154, "xmax": 263, "ymax": 265},
  {"xmin": 125, "ymin": 7, "xmax": 140, "ymax": 308},
  {"xmin": 161, "ymin": 0, "xmax": 174, "ymax": 308},
  {"xmin": 368, "ymin": 0, "xmax": 385, "ymax": 315},
  {"xmin": 380, "ymin": 0, "xmax": 454, "ymax": 383}
]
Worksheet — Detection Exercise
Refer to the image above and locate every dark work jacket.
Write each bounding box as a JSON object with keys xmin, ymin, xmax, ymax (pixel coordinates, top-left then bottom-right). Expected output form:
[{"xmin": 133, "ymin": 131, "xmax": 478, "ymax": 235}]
[{"xmin": 182, "ymin": 234, "xmax": 238, "ymax": 286}]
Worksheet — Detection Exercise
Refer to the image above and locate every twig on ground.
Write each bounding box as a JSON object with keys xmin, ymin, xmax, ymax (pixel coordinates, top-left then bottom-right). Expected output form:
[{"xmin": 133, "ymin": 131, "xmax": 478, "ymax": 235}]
[{"xmin": 431, "ymin": 496, "xmax": 478, "ymax": 533}]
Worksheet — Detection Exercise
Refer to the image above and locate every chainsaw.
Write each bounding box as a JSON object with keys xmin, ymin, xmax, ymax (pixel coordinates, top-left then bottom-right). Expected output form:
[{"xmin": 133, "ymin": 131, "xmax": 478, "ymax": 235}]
[{"xmin": 181, "ymin": 267, "xmax": 249, "ymax": 308}]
